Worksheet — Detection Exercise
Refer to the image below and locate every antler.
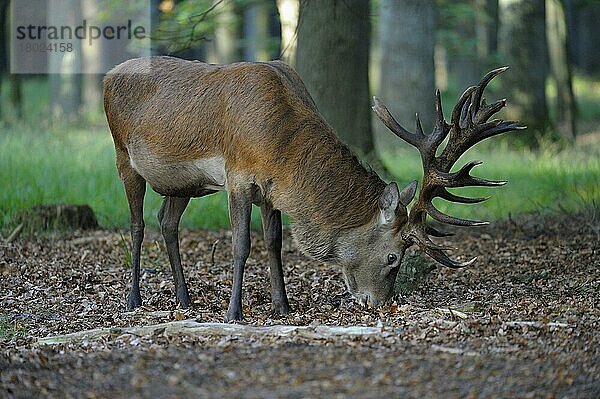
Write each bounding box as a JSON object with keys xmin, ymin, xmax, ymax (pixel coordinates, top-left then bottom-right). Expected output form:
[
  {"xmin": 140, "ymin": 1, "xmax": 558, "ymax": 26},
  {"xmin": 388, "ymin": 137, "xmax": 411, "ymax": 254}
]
[{"xmin": 372, "ymin": 67, "xmax": 525, "ymax": 268}]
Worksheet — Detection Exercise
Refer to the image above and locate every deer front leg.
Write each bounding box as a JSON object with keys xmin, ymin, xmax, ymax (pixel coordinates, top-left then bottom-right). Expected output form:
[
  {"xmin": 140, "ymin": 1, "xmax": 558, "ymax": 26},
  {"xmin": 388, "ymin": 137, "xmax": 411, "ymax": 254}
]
[
  {"xmin": 260, "ymin": 204, "xmax": 291, "ymax": 314},
  {"xmin": 116, "ymin": 148, "xmax": 146, "ymax": 311},
  {"xmin": 225, "ymin": 188, "xmax": 252, "ymax": 322},
  {"xmin": 158, "ymin": 196, "xmax": 191, "ymax": 308}
]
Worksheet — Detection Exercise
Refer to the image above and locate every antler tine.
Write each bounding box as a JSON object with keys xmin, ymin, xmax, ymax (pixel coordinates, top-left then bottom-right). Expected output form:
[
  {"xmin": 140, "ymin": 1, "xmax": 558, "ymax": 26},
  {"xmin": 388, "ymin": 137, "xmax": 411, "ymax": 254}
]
[
  {"xmin": 471, "ymin": 66, "xmax": 509, "ymax": 115},
  {"xmin": 424, "ymin": 202, "xmax": 489, "ymax": 227},
  {"xmin": 428, "ymin": 89, "xmax": 451, "ymax": 148},
  {"xmin": 437, "ymin": 188, "xmax": 490, "ymax": 204},
  {"xmin": 441, "ymin": 161, "xmax": 507, "ymax": 188},
  {"xmin": 451, "ymin": 85, "xmax": 477, "ymax": 130},
  {"xmin": 474, "ymin": 120, "xmax": 526, "ymax": 140},
  {"xmin": 372, "ymin": 97, "xmax": 422, "ymax": 148},
  {"xmin": 474, "ymin": 98, "xmax": 506, "ymax": 125},
  {"xmin": 425, "ymin": 224, "xmax": 454, "ymax": 237},
  {"xmin": 408, "ymin": 226, "xmax": 454, "ymax": 251},
  {"xmin": 423, "ymin": 246, "xmax": 477, "ymax": 269}
]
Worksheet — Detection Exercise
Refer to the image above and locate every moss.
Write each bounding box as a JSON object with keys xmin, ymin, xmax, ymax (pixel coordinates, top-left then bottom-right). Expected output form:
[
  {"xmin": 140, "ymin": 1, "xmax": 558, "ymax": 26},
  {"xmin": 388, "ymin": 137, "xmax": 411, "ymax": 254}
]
[{"xmin": 395, "ymin": 253, "xmax": 436, "ymax": 296}]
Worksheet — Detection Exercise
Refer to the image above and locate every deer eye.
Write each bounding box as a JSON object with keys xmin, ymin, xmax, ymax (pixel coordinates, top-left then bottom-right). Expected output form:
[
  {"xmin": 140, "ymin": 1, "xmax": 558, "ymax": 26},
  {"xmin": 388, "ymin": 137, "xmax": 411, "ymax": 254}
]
[{"xmin": 387, "ymin": 253, "xmax": 398, "ymax": 265}]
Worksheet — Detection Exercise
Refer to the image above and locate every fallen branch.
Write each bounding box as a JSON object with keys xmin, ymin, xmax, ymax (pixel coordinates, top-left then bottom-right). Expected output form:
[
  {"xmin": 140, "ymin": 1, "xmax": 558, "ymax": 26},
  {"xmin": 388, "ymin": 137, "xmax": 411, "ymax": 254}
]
[
  {"xmin": 504, "ymin": 321, "xmax": 571, "ymax": 328},
  {"xmin": 37, "ymin": 320, "xmax": 385, "ymax": 345},
  {"xmin": 430, "ymin": 344, "xmax": 479, "ymax": 356},
  {"xmin": 121, "ymin": 310, "xmax": 172, "ymax": 319}
]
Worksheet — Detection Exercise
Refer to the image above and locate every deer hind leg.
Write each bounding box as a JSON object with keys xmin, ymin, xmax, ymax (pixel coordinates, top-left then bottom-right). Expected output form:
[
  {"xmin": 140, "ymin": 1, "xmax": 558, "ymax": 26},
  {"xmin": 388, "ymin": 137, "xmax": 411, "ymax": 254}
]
[
  {"xmin": 158, "ymin": 196, "xmax": 191, "ymax": 308},
  {"xmin": 225, "ymin": 187, "xmax": 253, "ymax": 322},
  {"xmin": 260, "ymin": 204, "xmax": 291, "ymax": 314},
  {"xmin": 116, "ymin": 148, "xmax": 146, "ymax": 311}
]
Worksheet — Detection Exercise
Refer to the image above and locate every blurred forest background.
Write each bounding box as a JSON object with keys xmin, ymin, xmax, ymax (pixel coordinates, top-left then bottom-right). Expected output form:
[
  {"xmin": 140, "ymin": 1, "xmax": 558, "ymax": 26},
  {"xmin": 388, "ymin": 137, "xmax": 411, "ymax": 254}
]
[{"xmin": 0, "ymin": 0, "xmax": 599, "ymax": 232}]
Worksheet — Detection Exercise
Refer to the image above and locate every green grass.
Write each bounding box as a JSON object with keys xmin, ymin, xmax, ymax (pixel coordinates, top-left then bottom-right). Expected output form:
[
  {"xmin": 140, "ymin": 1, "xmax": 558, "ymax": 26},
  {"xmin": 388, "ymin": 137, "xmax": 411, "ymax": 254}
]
[
  {"xmin": 0, "ymin": 125, "xmax": 237, "ymax": 233},
  {"xmin": 0, "ymin": 315, "xmax": 26, "ymax": 340},
  {"xmin": 1, "ymin": 124, "xmax": 598, "ymax": 236},
  {"xmin": 572, "ymin": 75, "xmax": 600, "ymax": 131}
]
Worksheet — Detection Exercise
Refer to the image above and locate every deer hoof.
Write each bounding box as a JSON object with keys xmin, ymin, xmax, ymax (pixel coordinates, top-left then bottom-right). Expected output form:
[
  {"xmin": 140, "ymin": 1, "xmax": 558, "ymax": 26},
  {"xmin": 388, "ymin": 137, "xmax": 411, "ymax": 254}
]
[
  {"xmin": 224, "ymin": 308, "xmax": 243, "ymax": 322},
  {"xmin": 272, "ymin": 300, "xmax": 292, "ymax": 315},
  {"xmin": 126, "ymin": 291, "xmax": 142, "ymax": 311},
  {"xmin": 177, "ymin": 286, "xmax": 191, "ymax": 309}
]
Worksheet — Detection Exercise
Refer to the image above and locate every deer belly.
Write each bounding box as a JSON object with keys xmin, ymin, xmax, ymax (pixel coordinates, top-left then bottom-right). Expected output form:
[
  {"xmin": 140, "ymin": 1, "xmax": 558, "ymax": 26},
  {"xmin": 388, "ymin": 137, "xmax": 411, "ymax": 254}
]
[{"xmin": 129, "ymin": 151, "xmax": 227, "ymax": 197}]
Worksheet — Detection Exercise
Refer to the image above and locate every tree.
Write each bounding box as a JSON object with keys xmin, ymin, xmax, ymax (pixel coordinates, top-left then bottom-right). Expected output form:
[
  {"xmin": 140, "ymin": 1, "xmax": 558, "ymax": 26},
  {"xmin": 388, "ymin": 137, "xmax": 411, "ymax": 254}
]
[
  {"xmin": 0, "ymin": 0, "xmax": 23, "ymax": 121},
  {"xmin": 475, "ymin": 0, "xmax": 499, "ymax": 66},
  {"xmin": 499, "ymin": 0, "xmax": 549, "ymax": 146},
  {"xmin": 242, "ymin": 0, "xmax": 279, "ymax": 62},
  {"xmin": 276, "ymin": 0, "xmax": 298, "ymax": 66},
  {"xmin": 546, "ymin": 0, "xmax": 576, "ymax": 140},
  {"xmin": 81, "ymin": 0, "xmax": 106, "ymax": 119},
  {"xmin": 206, "ymin": 0, "xmax": 241, "ymax": 63},
  {"xmin": 295, "ymin": 0, "xmax": 373, "ymax": 155},
  {"xmin": 48, "ymin": 0, "xmax": 83, "ymax": 120},
  {"xmin": 374, "ymin": 0, "xmax": 436, "ymax": 153},
  {"xmin": 439, "ymin": 1, "xmax": 481, "ymax": 92},
  {"xmin": 566, "ymin": 0, "xmax": 600, "ymax": 76}
]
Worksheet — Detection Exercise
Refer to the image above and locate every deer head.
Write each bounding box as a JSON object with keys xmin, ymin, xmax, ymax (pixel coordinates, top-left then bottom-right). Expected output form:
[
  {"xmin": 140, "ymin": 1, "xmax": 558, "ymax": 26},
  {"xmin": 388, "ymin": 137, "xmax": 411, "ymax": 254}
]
[{"xmin": 343, "ymin": 67, "xmax": 524, "ymax": 308}]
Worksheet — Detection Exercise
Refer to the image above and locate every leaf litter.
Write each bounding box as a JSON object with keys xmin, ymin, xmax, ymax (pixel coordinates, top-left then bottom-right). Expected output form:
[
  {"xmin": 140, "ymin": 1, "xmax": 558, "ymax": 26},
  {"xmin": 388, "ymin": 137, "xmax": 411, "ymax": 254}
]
[{"xmin": 0, "ymin": 212, "xmax": 598, "ymax": 398}]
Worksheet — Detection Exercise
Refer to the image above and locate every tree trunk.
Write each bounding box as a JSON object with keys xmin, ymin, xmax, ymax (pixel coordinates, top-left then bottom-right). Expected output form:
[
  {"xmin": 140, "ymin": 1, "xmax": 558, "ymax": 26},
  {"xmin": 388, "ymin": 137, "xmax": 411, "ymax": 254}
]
[
  {"xmin": 447, "ymin": 1, "xmax": 481, "ymax": 93},
  {"xmin": 48, "ymin": 0, "xmax": 83, "ymax": 121},
  {"xmin": 9, "ymin": 74, "xmax": 22, "ymax": 119},
  {"xmin": 1, "ymin": 0, "xmax": 24, "ymax": 121},
  {"xmin": 295, "ymin": 0, "xmax": 373, "ymax": 155},
  {"xmin": 565, "ymin": 0, "xmax": 600, "ymax": 75},
  {"xmin": 81, "ymin": 0, "xmax": 104, "ymax": 120},
  {"xmin": 243, "ymin": 0, "xmax": 276, "ymax": 62},
  {"xmin": 206, "ymin": 0, "xmax": 241, "ymax": 63},
  {"xmin": 499, "ymin": 0, "xmax": 549, "ymax": 146},
  {"xmin": 546, "ymin": 0, "xmax": 576, "ymax": 140},
  {"xmin": 0, "ymin": 0, "xmax": 7, "ymax": 122},
  {"xmin": 276, "ymin": 0, "xmax": 299, "ymax": 66},
  {"xmin": 476, "ymin": 0, "xmax": 499, "ymax": 66},
  {"xmin": 374, "ymin": 0, "xmax": 435, "ymax": 154}
]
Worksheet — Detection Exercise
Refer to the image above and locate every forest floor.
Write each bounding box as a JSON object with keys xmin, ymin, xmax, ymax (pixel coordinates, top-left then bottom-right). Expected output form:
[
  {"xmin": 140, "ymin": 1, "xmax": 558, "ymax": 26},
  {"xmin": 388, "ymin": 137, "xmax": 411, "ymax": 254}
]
[{"xmin": 1, "ymin": 212, "xmax": 599, "ymax": 398}]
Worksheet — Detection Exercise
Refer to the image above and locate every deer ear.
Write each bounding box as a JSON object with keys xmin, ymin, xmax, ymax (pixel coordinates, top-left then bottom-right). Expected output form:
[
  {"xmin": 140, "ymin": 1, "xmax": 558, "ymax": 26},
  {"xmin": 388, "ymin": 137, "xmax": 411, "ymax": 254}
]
[
  {"xmin": 379, "ymin": 182, "xmax": 400, "ymax": 225},
  {"xmin": 398, "ymin": 180, "xmax": 418, "ymax": 207}
]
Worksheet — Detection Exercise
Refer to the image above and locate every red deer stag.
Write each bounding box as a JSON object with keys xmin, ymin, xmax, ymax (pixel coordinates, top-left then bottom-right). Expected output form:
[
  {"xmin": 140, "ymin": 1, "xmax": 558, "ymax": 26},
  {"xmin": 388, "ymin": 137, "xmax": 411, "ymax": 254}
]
[{"xmin": 103, "ymin": 56, "xmax": 521, "ymax": 321}]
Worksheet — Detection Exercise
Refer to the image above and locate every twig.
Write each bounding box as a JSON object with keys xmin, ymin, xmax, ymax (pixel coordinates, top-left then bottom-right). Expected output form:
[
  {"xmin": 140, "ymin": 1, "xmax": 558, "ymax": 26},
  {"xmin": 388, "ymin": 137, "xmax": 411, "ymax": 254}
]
[
  {"xmin": 504, "ymin": 321, "xmax": 571, "ymax": 328},
  {"xmin": 435, "ymin": 307, "xmax": 468, "ymax": 319},
  {"xmin": 6, "ymin": 223, "xmax": 23, "ymax": 243},
  {"xmin": 37, "ymin": 320, "xmax": 384, "ymax": 345},
  {"xmin": 211, "ymin": 240, "xmax": 219, "ymax": 268}
]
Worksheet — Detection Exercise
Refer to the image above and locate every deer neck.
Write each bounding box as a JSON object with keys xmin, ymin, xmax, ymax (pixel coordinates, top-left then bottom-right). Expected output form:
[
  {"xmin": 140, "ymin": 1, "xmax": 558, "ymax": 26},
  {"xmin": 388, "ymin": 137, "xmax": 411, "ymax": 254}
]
[
  {"xmin": 281, "ymin": 158, "xmax": 385, "ymax": 261},
  {"xmin": 291, "ymin": 218, "xmax": 371, "ymax": 263}
]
